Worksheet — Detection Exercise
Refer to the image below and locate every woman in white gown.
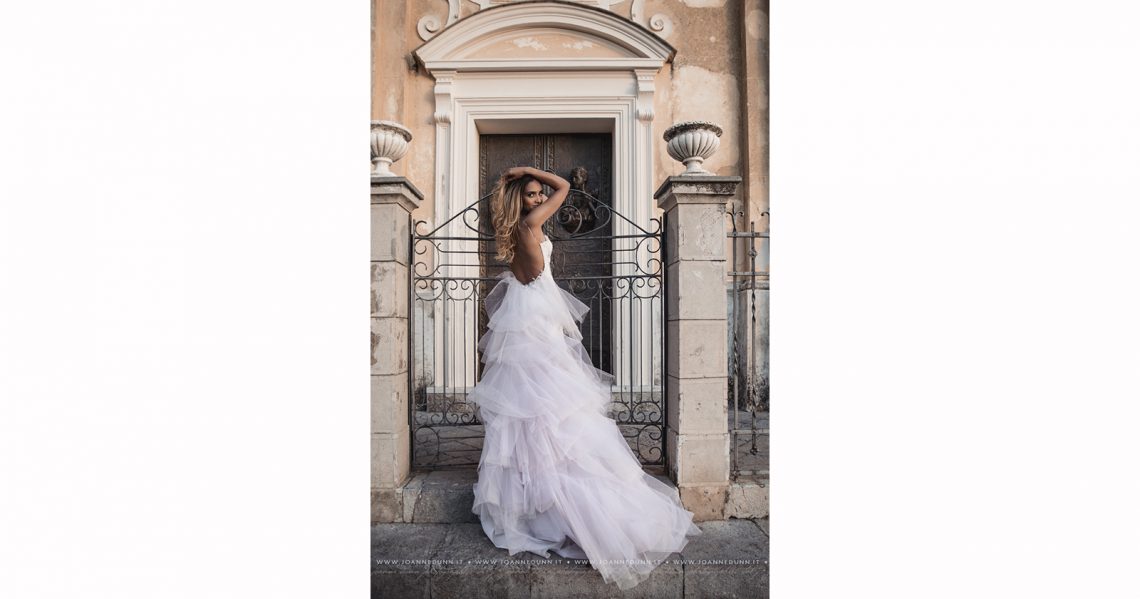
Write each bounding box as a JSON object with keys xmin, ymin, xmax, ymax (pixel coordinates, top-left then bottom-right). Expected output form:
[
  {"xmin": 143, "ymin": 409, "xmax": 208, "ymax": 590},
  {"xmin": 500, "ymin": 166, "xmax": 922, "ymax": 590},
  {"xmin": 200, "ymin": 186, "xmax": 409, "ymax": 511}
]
[{"xmin": 469, "ymin": 166, "xmax": 702, "ymax": 591}]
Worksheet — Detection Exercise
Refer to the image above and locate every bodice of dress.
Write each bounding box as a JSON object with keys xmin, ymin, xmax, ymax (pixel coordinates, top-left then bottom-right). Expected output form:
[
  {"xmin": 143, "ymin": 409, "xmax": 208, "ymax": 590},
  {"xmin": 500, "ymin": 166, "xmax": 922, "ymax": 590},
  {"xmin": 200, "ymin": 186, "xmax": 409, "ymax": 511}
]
[{"xmin": 484, "ymin": 235, "xmax": 591, "ymax": 342}]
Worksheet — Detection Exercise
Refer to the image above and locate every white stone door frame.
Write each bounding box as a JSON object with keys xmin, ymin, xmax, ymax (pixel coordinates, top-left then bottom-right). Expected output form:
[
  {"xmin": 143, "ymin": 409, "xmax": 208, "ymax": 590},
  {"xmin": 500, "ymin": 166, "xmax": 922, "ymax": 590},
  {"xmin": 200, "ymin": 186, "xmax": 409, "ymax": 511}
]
[
  {"xmin": 414, "ymin": 1, "xmax": 674, "ymax": 231},
  {"xmin": 413, "ymin": 1, "xmax": 673, "ymax": 393},
  {"xmin": 450, "ymin": 71, "xmax": 652, "ymax": 236}
]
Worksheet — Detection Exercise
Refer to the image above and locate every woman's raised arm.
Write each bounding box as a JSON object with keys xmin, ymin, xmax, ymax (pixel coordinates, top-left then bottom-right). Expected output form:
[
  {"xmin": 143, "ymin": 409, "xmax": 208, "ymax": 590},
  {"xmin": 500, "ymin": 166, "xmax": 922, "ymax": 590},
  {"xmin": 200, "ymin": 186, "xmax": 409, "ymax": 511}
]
[{"xmin": 504, "ymin": 166, "xmax": 570, "ymax": 229}]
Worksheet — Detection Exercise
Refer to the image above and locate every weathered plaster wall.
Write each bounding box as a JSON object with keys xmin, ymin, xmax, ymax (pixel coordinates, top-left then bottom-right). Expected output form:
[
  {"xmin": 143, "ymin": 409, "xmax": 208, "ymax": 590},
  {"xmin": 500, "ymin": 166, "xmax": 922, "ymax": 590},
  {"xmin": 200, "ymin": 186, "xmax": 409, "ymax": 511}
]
[
  {"xmin": 646, "ymin": 0, "xmax": 745, "ymax": 181},
  {"xmin": 373, "ymin": 1, "xmax": 408, "ymax": 127},
  {"xmin": 371, "ymin": 1, "xmax": 436, "ymax": 223},
  {"xmin": 741, "ymin": 0, "xmax": 769, "ymax": 222}
]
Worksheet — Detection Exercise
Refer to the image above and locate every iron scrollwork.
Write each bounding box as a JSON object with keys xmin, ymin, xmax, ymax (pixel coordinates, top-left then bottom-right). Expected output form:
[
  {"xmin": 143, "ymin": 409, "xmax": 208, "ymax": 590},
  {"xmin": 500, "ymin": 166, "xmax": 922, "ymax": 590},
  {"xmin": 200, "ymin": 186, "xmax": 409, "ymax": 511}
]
[{"xmin": 409, "ymin": 184, "xmax": 666, "ymax": 470}]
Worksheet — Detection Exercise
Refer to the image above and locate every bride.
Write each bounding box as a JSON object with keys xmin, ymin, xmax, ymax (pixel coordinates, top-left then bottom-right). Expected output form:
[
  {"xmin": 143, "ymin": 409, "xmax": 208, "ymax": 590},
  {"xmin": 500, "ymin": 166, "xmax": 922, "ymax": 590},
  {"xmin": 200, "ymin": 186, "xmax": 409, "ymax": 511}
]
[{"xmin": 469, "ymin": 165, "xmax": 702, "ymax": 591}]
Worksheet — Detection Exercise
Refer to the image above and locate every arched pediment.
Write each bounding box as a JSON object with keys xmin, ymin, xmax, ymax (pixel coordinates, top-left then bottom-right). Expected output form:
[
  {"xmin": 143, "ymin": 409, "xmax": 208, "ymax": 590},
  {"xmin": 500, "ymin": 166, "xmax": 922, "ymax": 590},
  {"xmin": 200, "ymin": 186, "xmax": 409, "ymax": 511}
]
[
  {"xmin": 413, "ymin": 1, "xmax": 675, "ymax": 73},
  {"xmin": 459, "ymin": 28, "xmax": 631, "ymax": 61}
]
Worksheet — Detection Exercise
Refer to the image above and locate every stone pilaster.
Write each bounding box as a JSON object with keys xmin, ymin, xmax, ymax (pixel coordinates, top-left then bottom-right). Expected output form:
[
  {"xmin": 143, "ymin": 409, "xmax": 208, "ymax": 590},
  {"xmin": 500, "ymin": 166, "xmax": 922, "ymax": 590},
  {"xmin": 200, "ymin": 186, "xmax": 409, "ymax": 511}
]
[
  {"xmin": 655, "ymin": 175, "xmax": 741, "ymax": 521},
  {"xmin": 371, "ymin": 176, "xmax": 423, "ymax": 523}
]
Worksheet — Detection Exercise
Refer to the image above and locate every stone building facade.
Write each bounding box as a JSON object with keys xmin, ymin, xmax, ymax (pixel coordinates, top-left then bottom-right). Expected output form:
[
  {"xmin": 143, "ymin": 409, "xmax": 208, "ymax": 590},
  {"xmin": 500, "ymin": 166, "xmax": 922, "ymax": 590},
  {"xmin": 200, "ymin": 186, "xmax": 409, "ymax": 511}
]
[{"xmin": 372, "ymin": 0, "xmax": 768, "ymax": 522}]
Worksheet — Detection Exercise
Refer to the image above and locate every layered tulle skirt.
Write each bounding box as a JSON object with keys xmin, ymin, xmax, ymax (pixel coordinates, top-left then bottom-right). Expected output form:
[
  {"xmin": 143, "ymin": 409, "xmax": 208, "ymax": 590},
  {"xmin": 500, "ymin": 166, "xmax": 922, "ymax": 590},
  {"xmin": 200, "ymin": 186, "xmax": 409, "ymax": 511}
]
[{"xmin": 469, "ymin": 270, "xmax": 702, "ymax": 590}]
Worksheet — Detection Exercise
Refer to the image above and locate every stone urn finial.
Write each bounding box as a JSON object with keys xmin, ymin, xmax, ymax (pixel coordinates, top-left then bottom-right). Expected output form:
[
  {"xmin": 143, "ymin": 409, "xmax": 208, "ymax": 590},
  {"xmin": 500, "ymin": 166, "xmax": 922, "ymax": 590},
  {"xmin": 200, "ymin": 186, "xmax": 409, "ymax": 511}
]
[
  {"xmin": 664, "ymin": 121, "xmax": 724, "ymax": 175},
  {"xmin": 371, "ymin": 120, "xmax": 413, "ymax": 177}
]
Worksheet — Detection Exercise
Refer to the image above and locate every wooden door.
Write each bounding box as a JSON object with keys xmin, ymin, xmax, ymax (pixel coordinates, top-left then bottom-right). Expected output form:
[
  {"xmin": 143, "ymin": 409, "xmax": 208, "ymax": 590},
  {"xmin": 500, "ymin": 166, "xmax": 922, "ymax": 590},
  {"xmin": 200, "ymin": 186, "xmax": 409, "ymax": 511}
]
[{"xmin": 477, "ymin": 133, "xmax": 614, "ymax": 374}]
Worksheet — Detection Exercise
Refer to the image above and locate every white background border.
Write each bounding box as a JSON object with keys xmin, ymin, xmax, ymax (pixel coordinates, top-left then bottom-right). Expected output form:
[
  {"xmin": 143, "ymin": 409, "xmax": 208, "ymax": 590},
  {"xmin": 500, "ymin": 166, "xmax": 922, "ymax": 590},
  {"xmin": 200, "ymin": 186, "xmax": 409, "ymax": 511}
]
[{"xmin": 2, "ymin": 1, "xmax": 1140, "ymax": 597}]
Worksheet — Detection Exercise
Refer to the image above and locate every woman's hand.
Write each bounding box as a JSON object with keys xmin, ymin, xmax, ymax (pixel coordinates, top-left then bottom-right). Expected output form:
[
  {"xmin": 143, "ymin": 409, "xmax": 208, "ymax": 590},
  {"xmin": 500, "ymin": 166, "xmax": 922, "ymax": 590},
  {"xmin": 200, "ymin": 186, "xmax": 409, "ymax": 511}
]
[
  {"xmin": 503, "ymin": 166, "xmax": 530, "ymax": 181},
  {"xmin": 502, "ymin": 166, "xmax": 569, "ymax": 192}
]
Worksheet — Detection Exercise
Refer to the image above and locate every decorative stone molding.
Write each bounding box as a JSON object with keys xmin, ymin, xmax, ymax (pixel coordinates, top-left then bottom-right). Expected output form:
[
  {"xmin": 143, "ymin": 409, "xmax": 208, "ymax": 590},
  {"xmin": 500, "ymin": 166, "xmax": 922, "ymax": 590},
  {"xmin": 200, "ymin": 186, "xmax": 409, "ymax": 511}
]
[
  {"xmin": 417, "ymin": 15, "xmax": 442, "ymax": 42},
  {"xmin": 431, "ymin": 71, "xmax": 456, "ymax": 125},
  {"xmin": 414, "ymin": 1, "xmax": 675, "ymax": 72},
  {"xmin": 630, "ymin": 0, "xmax": 646, "ymax": 20},
  {"xmin": 468, "ymin": 0, "xmax": 627, "ymax": 10},
  {"xmin": 461, "ymin": 0, "xmax": 673, "ymax": 39},
  {"xmin": 371, "ymin": 120, "xmax": 413, "ymax": 176},
  {"xmin": 426, "ymin": 0, "xmax": 677, "ymax": 43},
  {"xmin": 417, "ymin": 0, "xmax": 461, "ymax": 42},
  {"xmin": 630, "ymin": 0, "xmax": 673, "ymax": 39},
  {"xmin": 646, "ymin": 12, "xmax": 674, "ymax": 38},
  {"xmin": 634, "ymin": 68, "xmax": 656, "ymax": 122},
  {"xmin": 664, "ymin": 120, "xmax": 724, "ymax": 175}
]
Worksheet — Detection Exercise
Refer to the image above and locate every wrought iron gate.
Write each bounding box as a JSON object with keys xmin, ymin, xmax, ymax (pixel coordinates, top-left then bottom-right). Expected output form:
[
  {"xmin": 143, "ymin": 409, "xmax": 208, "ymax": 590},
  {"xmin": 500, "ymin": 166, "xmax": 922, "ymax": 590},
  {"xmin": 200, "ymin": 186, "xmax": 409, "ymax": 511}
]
[
  {"xmin": 727, "ymin": 207, "xmax": 770, "ymax": 479},
  {"xmin": 409, "ymin": 188, "xmax": 665, "ymax": 471}
]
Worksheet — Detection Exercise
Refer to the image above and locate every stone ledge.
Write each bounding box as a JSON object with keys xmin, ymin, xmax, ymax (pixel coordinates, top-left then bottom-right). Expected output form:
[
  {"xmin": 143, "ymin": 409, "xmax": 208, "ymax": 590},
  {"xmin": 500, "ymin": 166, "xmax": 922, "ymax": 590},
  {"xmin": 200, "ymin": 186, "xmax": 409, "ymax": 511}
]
[
  {"xmin": 374, "ymin": 469, "xmax": 683, "ymax": 525},
  {"xmin": 654, "ymin": 175, "xmax": 742, "ymax": 213},
  {"xmin": 371, "ymin": 176, "xmax": 424, "ymax": 213}
]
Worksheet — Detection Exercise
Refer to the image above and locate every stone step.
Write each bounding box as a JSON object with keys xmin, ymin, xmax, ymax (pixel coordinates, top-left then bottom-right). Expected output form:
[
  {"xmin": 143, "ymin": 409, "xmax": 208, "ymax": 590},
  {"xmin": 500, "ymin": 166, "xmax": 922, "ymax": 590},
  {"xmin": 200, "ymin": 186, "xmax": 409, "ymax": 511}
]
[
  {"xmin": 372, "ymin": 519, "xmax": 769, "ymax": 598},
  {"xmin": 401, "ymin": 469, "xmax": 479, "ymax": 524},
  {"xmin": 381, "ymin": 468, "xmax": 769, "ymax": 524},
  {"xmin": 400, "ymin": 468, "xmax": 675, "ymax": 524}
]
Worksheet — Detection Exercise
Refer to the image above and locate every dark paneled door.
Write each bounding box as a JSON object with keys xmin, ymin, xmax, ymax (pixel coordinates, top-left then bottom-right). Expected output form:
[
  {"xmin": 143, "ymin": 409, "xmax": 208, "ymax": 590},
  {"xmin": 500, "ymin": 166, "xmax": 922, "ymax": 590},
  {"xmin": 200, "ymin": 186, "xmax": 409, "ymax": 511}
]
[{"xmin": 478, "ymin": 133, "xmax": 614, "ymax": 375}]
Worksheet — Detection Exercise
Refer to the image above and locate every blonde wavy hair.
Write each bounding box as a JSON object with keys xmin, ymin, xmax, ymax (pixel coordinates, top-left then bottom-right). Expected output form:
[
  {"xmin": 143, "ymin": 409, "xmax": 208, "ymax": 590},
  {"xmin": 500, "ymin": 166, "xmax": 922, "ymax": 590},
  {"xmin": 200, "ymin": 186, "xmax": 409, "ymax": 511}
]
[{"xmin": 490, "ymin": 174, "xmax": 538, "ymax": 263}]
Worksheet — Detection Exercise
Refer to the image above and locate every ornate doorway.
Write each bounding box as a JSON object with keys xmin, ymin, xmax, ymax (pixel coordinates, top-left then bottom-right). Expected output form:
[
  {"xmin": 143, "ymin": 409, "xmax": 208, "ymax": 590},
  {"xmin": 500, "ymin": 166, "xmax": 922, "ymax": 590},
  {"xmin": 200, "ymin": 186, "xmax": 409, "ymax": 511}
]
[
  {"xmin": 410, "ymin": 133, "xmax": 665, "ymax": 471},
  {"xmin": 477, "ymin": 133, "xmax": 614, "ymax": 374}
]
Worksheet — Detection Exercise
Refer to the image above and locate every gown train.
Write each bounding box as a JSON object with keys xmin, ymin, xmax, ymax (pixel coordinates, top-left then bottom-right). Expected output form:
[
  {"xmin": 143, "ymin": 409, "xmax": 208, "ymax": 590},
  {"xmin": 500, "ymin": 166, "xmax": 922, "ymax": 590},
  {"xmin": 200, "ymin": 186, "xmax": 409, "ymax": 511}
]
[{"xmin": 468, "ymin": 237, "xmax": 701, "ymax": 591}]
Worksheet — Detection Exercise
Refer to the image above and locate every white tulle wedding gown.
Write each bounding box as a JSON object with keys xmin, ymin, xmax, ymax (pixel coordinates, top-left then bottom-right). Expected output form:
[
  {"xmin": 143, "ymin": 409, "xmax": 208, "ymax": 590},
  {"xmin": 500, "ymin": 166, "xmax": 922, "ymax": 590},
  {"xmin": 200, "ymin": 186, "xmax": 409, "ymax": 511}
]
[{"xmin": 469, "ymin": 236, "xmax": 701, "ymax": 591}]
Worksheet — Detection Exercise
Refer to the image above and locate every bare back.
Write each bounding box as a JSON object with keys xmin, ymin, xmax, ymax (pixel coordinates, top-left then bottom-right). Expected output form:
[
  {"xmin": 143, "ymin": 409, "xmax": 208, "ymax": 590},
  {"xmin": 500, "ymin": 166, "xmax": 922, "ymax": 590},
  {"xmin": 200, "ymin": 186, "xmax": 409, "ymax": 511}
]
[{"xmin": 509, "ymin": 223, "xmax": 547, "ymax": 284}]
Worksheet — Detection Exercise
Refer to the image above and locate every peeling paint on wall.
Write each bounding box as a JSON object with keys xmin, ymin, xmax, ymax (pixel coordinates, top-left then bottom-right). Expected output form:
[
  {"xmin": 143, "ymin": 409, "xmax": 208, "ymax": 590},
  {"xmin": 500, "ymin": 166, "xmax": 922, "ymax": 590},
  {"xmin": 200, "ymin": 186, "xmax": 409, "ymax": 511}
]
[
  {"xmin": 512, "ymin": 36, "xmax": 548, "ymax": 51},
  {"xmin": 465, "ymin": 32, "xmax": 624, "ymax": 59},
  {"xmin": 562, "ymin": 40, "xmax": 596, "ymax": 50}
]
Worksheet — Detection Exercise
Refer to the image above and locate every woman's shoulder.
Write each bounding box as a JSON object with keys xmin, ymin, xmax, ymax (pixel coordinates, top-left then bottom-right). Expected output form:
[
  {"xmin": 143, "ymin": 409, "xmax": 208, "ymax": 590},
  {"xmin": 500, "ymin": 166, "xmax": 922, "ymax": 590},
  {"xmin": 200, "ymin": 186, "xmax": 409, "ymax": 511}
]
[{"xmin": 520, "ymin": 222, "xmax": 550, "ymax": 244}]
